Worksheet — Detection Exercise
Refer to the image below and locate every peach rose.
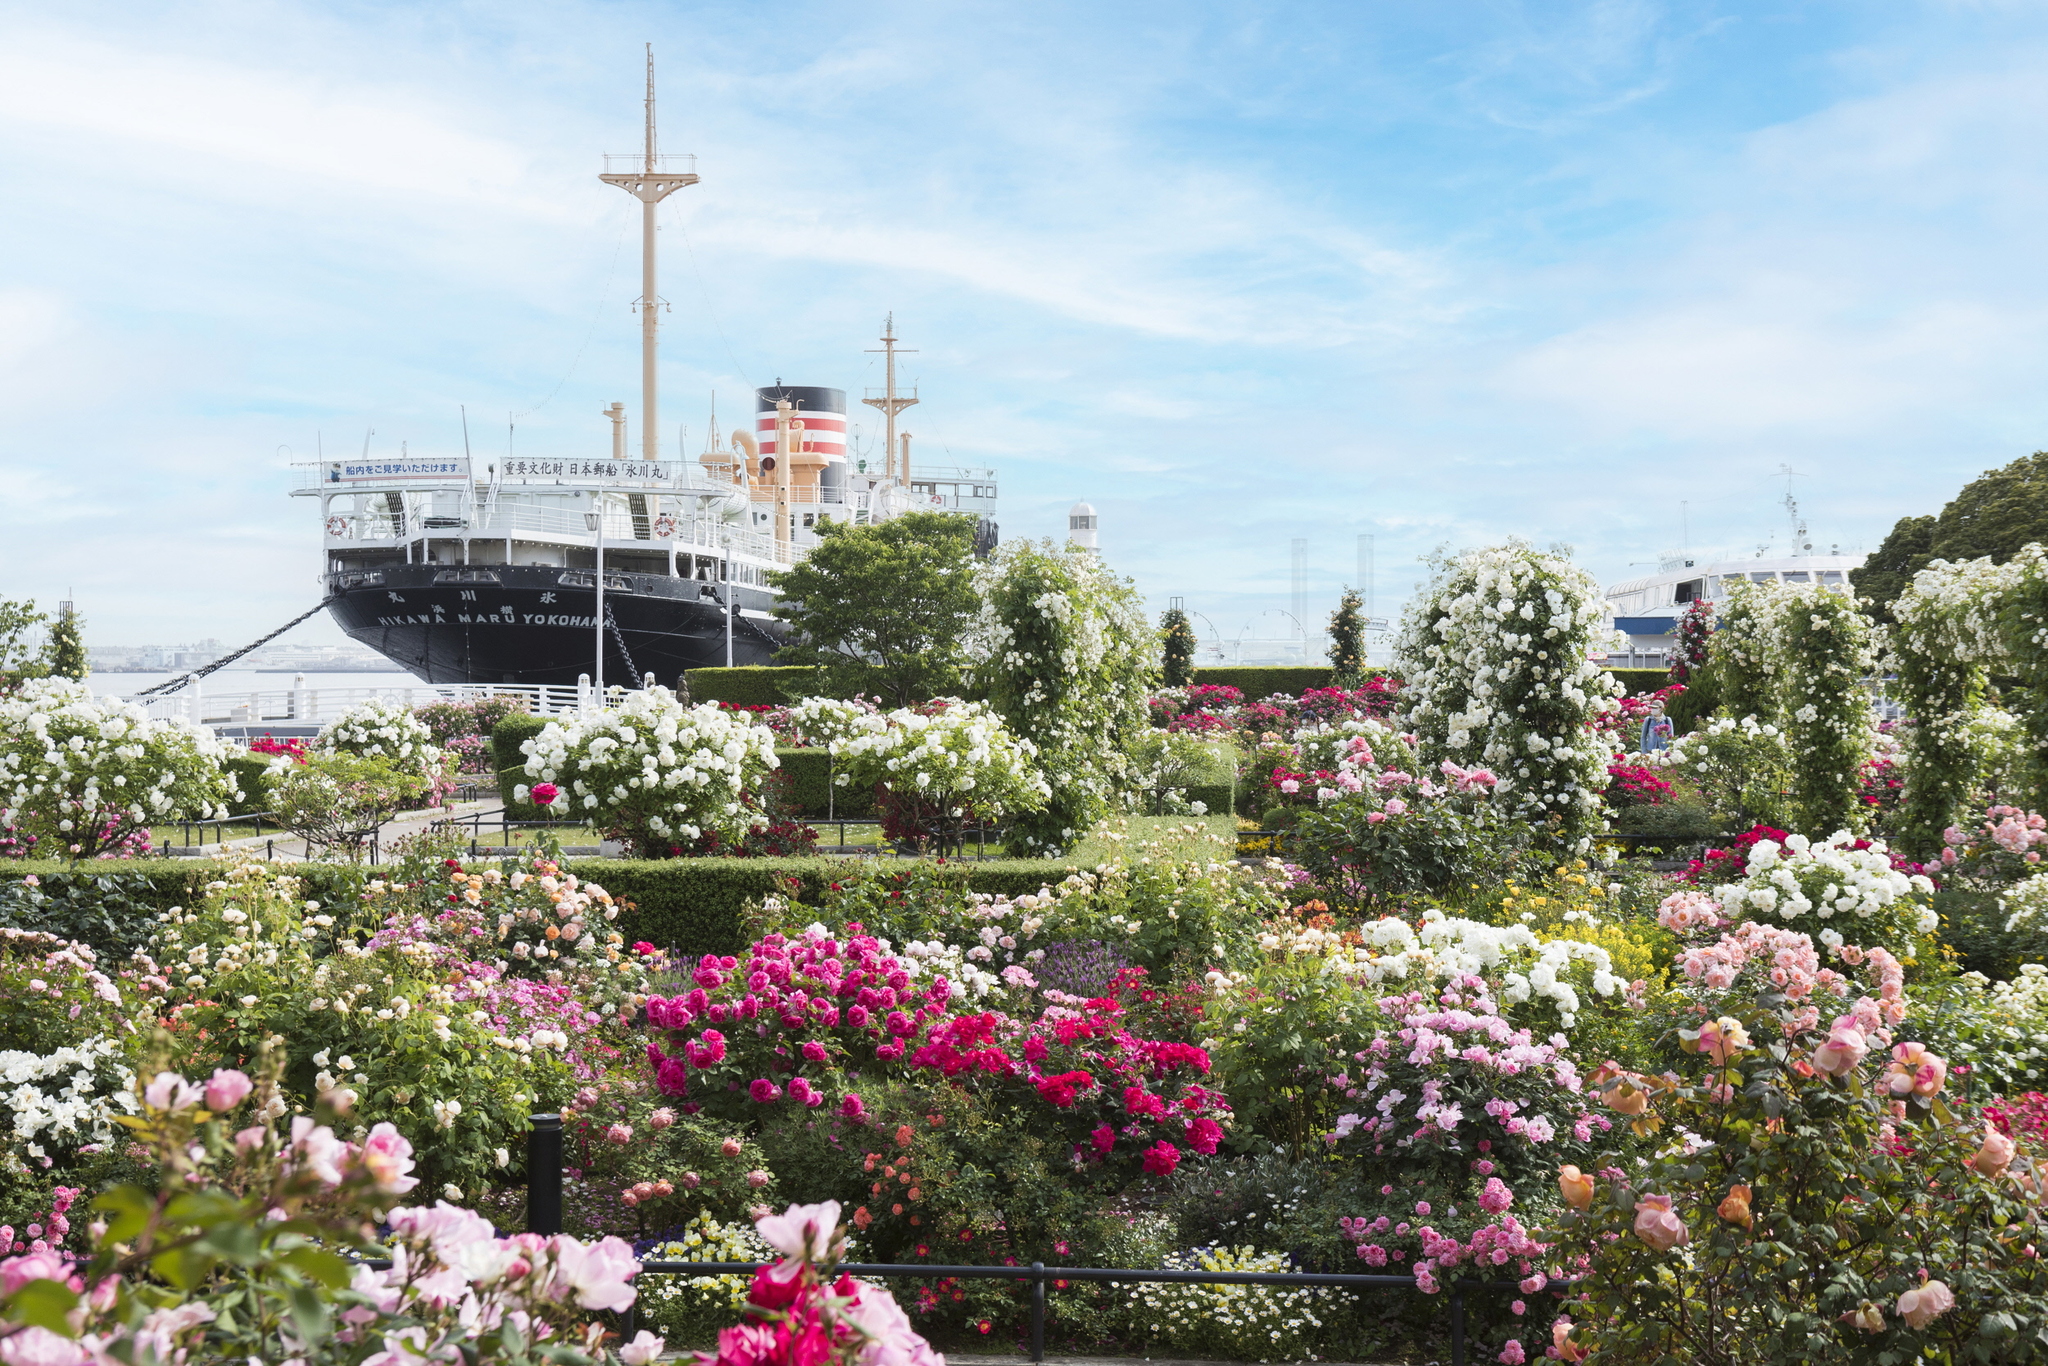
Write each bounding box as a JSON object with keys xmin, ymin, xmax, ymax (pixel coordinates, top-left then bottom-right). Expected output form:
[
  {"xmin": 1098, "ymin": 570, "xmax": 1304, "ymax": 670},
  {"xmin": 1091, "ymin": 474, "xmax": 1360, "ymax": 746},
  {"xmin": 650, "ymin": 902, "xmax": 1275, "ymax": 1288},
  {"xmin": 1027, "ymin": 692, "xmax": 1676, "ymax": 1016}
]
[
  {"xmin": 1840, "ymin": 1301, "xmax": 1885, "ymax": 1333},
  {"xmin": 1551, "ymin": 1316, "xmax": 1589, "ymax": 1363},
  {"xmin": 1558, "ymin": 1165, "xmax": 1596, "ymax": 1212},
  {"xmin": 1694, "ymin": 1016, "xmax": 1751, "ymax": 1065},
  {"xmin": 1715, "ymin": 1184, "xmax": 1753, "ymax": 1229},
  {"xmin": 1603, "ymin": 1076, "xmax": 1650, "ymax": 1117},
  {"xmin": 1972, "ymin": 1124, "xmax": 2017, "ymax": 1178}
]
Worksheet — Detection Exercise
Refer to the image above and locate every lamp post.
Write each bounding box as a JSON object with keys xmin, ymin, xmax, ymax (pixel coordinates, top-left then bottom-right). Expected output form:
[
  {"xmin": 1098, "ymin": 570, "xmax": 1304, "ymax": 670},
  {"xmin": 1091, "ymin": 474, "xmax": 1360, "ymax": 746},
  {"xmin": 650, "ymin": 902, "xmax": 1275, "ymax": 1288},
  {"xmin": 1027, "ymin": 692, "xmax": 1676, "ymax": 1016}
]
[
  {"xmin": 722, "ymin": 527, "xmax": 734, "ymax": 668},
  {"xmin": 584, "ymin": 503, "xmax": 606, "ymax": 702}
]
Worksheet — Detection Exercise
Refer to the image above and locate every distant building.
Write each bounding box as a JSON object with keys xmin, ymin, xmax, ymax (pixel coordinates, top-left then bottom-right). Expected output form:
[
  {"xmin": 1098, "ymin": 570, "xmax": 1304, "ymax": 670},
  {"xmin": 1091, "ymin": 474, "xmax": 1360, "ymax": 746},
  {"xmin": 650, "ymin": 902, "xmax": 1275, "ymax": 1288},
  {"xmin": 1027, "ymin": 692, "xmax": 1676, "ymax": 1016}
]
[{"xmin": 1067, "ymin": 501, "xmax": 1098, "ymax": 551}]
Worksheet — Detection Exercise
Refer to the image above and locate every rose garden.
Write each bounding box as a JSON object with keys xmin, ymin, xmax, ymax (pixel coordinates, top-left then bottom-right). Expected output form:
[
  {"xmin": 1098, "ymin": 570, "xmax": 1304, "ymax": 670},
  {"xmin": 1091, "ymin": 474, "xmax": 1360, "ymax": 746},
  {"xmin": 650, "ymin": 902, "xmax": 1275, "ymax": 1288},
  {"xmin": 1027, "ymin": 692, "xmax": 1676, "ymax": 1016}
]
[{"xmin": 8, "ymin": 532, "xmax": 2048, "ymax": 1364}]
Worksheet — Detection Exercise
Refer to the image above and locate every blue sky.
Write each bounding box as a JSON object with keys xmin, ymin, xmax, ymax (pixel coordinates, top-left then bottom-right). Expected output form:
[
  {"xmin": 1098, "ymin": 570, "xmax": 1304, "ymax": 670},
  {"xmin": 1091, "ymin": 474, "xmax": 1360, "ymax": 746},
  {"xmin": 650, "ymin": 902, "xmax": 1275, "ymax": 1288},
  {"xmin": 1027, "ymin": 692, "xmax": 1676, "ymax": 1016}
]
[{"xmin": 6, "ymin": 0, "xmax": 2048, "ymax": 657}]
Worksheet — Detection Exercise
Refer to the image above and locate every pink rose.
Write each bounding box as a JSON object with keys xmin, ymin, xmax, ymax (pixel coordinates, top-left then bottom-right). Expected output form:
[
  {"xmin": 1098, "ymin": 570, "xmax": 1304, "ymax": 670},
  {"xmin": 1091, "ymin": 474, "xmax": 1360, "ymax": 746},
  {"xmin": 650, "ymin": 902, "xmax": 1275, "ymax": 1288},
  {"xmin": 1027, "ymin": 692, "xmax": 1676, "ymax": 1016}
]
[
  {"xmin": 1896, "ymin": 1279, "xmax": 1955, "ymax": 1329},
  {"xmin": 357, "ymin": 1122, "xmax": 419, "ymax": 1195},
  {"xmin": 648, "ymin": 1108, "xmax": 677, "ymax": 1131},
  {"xmin": 1884, "ymin": 1042, "xmax": 1947, "ymax": 1098},
  {"xmin": 204, "ymin": 1069, "xmax": 254, "ymax": 1113},
  {"xmin": 1810, "ymin": 1022, "xmax": 1869, "ymax": 1077},
  {"xmin": 1632, "ymin": 1193, "xmax": 1689, "ymax": 1252},
  {"xmin": 531, "ymin": 783, "xmax": 560, "ymax": 806}
]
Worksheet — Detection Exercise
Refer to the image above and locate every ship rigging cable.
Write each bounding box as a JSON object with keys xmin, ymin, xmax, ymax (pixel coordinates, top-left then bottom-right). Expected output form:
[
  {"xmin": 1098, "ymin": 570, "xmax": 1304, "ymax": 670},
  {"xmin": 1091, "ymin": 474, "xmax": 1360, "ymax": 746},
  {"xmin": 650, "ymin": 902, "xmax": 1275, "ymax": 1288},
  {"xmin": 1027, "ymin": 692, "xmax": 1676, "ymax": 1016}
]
[{"xmin": 134, "ymin": 597, "xmax": 341, "ymax": 698}]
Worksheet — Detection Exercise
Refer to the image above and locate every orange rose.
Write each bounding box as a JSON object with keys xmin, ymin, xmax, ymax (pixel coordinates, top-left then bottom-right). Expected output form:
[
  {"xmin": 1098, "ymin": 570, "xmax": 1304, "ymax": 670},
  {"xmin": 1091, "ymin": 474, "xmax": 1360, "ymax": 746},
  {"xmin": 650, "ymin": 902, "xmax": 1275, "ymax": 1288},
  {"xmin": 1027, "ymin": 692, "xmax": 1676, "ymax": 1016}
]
[
  {"xmin": 1715, "ymin": 1184, "xmax": 1753, "ymax": 1229},
  {"xmin": 1558, "ymin": 1165, "xmax": 1596, "ymax": 1211}
]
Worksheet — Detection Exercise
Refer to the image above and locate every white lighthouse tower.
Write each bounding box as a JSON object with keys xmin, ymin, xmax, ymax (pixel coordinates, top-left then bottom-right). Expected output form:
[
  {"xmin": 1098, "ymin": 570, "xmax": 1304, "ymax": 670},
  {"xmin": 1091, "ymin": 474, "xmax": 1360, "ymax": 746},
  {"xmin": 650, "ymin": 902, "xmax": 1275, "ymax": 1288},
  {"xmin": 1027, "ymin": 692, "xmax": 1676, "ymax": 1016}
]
[{"xmin": 1067, "ymin": 501, "xmax": 1099, "ymax": 552}]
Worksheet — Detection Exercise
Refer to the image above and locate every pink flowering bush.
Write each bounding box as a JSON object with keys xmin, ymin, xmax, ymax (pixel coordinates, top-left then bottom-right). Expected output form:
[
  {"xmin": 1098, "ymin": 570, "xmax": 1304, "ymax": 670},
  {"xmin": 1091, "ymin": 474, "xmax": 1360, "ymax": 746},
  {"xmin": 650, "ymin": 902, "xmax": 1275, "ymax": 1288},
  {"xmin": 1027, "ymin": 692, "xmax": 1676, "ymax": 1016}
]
[
  {"xmin": 643, "ymin": 926, "xmax": 1229, "ymax": 1191},
  {"xmin": 0, "ymin": 1056, "xmax": 667, "ymax": 1366},
  {"xmin": 1284, "ymin": 727, "xmax": 1518, "ymax": 911},
  {"xmin": 1548, "ymin": 919, "xmax": 2048, "ymax": 1364},
  {"xmin": 1317, "ymin": 974, "xmax": 1602, "ymax": 1361},
  {"xmin": 1940, "ymin": 804, "xmax": 2048, "ymax": 884}
]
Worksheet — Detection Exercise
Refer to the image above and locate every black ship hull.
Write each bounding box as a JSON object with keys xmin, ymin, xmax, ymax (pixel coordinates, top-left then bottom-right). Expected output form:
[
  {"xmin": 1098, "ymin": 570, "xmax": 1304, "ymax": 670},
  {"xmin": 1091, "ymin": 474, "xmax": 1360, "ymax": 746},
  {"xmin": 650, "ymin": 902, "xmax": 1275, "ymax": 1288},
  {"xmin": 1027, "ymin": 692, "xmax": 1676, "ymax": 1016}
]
[{"xmin": 325, "ymin": 564, "xmax": 786, "ymax": 686}]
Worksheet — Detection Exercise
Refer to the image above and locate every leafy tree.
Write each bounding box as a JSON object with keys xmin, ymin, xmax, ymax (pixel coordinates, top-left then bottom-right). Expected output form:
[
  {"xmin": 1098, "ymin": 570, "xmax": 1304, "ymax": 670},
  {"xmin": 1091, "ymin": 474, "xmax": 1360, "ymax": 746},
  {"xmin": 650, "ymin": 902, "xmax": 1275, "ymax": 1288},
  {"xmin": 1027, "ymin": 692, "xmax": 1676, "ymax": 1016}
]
[
  {"xmin": 1326, "ymin": 586, "xmax": 1365, "ymax": 687},
  {"xmin": 768, "ymin": 511, "xmax": 981, "ymax": 706},
  {"xmin": 1855, "ymin": 453, "xmax": 2048, "ymax": 621},
  {"xmin": 1851, "ymin": 513, "xmax": 1935, "ymax": 624},
  {"xmin": 1159, "ymin": 605, "xmax": 1196, "ymax": 686},
  {"xmin": 0, "ymin": 598, "xmax": 49, "ymax": 690},
  {"xmin": 1933, "ymin": 450, "xmax": 2048, "ymax": 563},
  {"xmin": 45, "ymin": 605, "xmax": 87, "ymax": 681}
]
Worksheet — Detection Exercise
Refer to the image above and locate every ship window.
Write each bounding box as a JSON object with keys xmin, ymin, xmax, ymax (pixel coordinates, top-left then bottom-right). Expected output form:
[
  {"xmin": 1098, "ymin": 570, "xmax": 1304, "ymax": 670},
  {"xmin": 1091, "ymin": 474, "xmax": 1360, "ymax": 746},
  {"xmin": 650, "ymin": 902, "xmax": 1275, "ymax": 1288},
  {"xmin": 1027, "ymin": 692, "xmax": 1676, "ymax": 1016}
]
[
  {"xmin": 1782, "ymin": 571, "xmax": 1810, "ymax": 583},
  {"xmin": 1674, "ymin": 578, "xmax": 1705, "ymax": 604},
  {"xmin": 1820, "ymin": 570, "xmax": 1844, "ymax": 584},
  {"xmin": 1706, "ymin": 576, "xmax": 1721, "ymax": 595},
  {"xmin": 1750, "ymin": 572, "xmax": 1776, "ymax": 582}
]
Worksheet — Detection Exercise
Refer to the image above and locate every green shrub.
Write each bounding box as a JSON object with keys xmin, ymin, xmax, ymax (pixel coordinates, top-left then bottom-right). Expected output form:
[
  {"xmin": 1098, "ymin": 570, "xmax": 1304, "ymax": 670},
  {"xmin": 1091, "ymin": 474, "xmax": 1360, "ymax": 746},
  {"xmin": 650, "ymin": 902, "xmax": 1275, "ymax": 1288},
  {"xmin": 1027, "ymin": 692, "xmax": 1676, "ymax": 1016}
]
[
  {"xmin": 683, "ymin": 666, "xmax": 823, "ymax": 706},
  {"xmin": 1190, "ymin": 665, "xmax": 1333, "ymax": 695},
  {"xmin": 222, "ymin": 753, "xmax": 274, "ymax": 815},
  {"xmin": 491, "ymin": 711, "xmax": 552, "ymax": 817},
  {"xmin": 774, "ymin": 747, "xmax": 875, "ymax": 818},
  {"xmin": 1606, "ymin": 667, "xmax": 1672, "ymax": 696},
  {"xmin": 3, "ymin": 861, "xmax": 371, "ymax": 957}
]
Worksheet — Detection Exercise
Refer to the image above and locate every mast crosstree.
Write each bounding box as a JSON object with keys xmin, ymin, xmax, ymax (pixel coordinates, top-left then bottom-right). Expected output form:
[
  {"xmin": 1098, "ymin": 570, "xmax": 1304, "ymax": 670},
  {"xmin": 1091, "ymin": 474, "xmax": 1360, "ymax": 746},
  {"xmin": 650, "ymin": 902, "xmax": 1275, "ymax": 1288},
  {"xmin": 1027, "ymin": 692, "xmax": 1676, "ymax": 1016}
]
[{"xmin": 599, "ymin": 45, "xmax": 699, "ymax": 465}]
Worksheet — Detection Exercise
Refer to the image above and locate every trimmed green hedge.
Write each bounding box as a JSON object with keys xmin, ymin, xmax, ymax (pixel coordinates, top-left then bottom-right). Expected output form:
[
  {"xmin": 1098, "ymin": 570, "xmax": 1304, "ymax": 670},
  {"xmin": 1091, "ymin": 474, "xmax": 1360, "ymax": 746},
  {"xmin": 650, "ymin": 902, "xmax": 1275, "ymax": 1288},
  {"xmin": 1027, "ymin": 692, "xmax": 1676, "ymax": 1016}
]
[
  {"xmin": 775, "ymin": 748, "xmax": 875, "ymax": 818},
  {"xmin": 1190, "ymin": 666, "xmax": 1333, "ymax": 696},
  {"xmin": 1607, "ymin": 668, "xmax": 1675, "ymax": 696},
  {"xmin": 684, "ymin": 667, "xmax": 823, "ymax": 706}
]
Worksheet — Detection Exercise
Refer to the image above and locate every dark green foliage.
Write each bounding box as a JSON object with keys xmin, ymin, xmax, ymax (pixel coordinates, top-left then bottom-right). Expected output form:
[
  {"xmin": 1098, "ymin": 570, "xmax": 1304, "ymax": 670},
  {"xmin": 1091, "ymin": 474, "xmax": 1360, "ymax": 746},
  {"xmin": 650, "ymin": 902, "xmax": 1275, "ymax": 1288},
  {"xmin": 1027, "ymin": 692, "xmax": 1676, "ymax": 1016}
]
[
  {"xmin": 1607, "ymin": 801, "xmax": 1722, "ymax": 841},
  {"xmin": 1159, "ymin": 607, "xmax": 1196, "ymax": 687},
  {"xmin": 1851, "ymin": 513, "xmax": 1937, "ymax": 625},
  {"xmin": 1934, "ymin": 451, "xmax": 2048, "ymax": 563},
  {"xmin": 1854, "ymin": 453, "xmax": 2048, "ymax": 623},
  {"xmin": 683, "ymin": 666, "xmax": 825, "ymax": 707},
  {"xmin": 1188, "ymin": 666, "xmax": 1334, "ymax": 695},
  {"xmin": 3, "ymin": 861, "xmax": 371, "ymax": 957},
  {"xmin": 221, "ymin": 754, "xmax": 275, "ymax": 815},
  {"xmin": 1286, "ymin": 792, "xmax": 1525, "ymax": 913},
  {"xmin": 1326, "ymin": 588, "xmax": 1366, "ymax": 688},
  {"xmin": 569, "ymin": 855, "xmax": 1086, "ymax": 957},
  {"xmin": 768, "ymin": 511, "xmax": 982, "ymax": 706},
  {"xmin": 772, "ymin": 748, "xmax": 874, "ymax": 817},
  {"xmin": 1606, "ymin": 668, "xmax": 1672, "ymax": 696}
]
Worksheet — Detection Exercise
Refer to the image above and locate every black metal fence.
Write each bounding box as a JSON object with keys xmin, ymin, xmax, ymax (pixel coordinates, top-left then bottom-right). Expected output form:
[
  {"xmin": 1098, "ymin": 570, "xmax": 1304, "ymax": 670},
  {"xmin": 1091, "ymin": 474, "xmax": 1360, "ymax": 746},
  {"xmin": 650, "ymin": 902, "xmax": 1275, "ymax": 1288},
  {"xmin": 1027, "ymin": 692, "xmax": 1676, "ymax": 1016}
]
[{"xmin": 522, "ymin": 1116, "xmax": 1542, "ymax": 1366}]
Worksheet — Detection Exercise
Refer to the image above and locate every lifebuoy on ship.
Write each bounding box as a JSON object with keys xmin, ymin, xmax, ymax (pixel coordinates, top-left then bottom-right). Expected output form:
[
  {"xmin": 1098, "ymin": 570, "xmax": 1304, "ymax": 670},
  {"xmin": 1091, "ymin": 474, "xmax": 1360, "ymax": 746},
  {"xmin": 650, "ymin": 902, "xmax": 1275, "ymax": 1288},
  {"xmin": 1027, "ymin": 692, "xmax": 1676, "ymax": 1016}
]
[
  {"xmin": 325, "ymin": 515, "xmax": 351, "ymax": 538},
  {"xmin": 652, "ymin": 513, "xmax": 678, "ymax": 538}
]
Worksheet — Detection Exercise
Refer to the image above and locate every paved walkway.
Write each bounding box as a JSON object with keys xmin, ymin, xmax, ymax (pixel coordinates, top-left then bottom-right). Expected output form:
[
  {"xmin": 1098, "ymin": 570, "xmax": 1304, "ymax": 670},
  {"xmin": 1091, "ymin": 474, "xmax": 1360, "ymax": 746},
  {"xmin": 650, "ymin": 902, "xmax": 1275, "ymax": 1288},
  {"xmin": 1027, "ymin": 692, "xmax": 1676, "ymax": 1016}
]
[{"xmin": 165, "ymin": 798, "xmax": 502, "ymax": 863}]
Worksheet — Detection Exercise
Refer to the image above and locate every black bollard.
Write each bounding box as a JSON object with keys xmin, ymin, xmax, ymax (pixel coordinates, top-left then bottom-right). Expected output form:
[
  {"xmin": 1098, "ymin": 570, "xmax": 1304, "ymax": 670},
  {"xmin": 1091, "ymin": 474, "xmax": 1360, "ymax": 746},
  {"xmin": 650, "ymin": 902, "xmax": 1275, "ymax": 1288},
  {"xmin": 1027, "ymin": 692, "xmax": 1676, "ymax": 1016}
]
[{"xmin": 527, "ymin": 1113, "xmax": 564, "ymax": 1236}]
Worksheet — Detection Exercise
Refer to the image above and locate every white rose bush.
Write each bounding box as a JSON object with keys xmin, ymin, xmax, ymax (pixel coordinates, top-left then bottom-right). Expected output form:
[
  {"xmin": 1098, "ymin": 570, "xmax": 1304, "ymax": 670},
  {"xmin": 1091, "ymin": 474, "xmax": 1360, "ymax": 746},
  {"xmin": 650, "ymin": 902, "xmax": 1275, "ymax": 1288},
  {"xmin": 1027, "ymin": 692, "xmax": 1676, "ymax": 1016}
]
[
  {"xmin": 1706, "ymin": 829, "xmax": 1940, "ymax": 957},
  {"xmin": 829, "ymin": 699, "xmax": 1048, "ymax": 851},
  {"xmin": 966, "ymin": 538, "xmax": 1154, "ymax": 855},
  {"xmin": 0, "ymin": 679, "xmax": 233, "ymax": 859},
  {"xmin": 1890, "ymin": 546, "xmax": 2048, "ymax": 856},
  {"xmin": 1394, "ymin": 540, "xmax": 1620, "ymax": 852},
  {"xmin": 519, "ymin": 686, "xmax": 782, "ymax": 856}
]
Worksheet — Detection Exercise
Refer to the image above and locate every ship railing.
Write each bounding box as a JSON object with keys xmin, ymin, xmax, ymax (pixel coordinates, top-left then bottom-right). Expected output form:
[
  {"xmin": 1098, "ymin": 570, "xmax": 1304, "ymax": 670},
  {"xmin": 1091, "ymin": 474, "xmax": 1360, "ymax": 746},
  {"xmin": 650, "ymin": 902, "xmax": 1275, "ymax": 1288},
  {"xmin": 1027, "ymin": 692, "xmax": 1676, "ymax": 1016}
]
[
  {"xmin": 122, "ymin": 683, "xmax": 586, "ymax": 728},
  {"xmin": 325, "ymin": 506, "xmax": 809, "ymax": 564}
]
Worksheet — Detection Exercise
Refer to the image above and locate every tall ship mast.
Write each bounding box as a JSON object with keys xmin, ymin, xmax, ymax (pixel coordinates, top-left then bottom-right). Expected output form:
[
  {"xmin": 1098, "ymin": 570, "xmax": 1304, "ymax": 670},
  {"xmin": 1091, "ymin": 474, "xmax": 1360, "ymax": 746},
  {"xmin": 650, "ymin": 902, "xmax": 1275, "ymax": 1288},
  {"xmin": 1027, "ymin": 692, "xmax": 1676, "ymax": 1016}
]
[{"xmin": 294, "ymin": 54, "xmax": 997, "ymax": 687}]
